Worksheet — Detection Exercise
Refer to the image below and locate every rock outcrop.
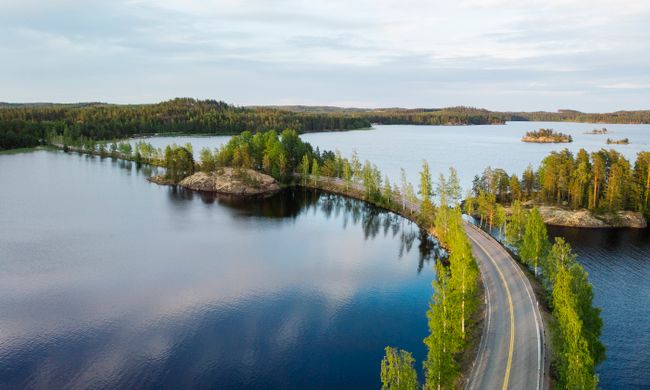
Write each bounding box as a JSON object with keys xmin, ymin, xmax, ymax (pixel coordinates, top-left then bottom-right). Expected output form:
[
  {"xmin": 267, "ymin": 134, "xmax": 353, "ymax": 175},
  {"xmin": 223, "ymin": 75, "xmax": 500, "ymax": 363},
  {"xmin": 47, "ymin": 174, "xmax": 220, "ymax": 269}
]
[
  {"xmin": 177, "ymin": 168, "xmax": 280, "ymax": 195},
  {"xmin": 538, "ymin": 206, "xmax": 647, "ymax": 228}
]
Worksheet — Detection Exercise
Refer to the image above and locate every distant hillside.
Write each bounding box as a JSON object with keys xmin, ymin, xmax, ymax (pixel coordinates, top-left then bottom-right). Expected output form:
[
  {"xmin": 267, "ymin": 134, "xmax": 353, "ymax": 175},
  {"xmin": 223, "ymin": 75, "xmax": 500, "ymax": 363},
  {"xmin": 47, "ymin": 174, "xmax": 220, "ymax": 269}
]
[
  {"xmin": 264, "ymin": 105, "xmax": 650, "ymax": 125},
  {"xmin": 2, "ymin": 98, "xmax": 649, "ymax": 150},
  {"xmin": 0, "ymin": 98, "xmax": 371, "ymax": 150}
]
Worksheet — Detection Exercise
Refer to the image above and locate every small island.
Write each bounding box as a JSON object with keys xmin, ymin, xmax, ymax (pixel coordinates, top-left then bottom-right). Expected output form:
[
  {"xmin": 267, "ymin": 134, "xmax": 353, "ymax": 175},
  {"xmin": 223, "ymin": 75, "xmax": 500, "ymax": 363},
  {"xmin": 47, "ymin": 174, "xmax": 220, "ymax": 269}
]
[
  {"xmin": 607, "ymin": 138, "xmax": 629, "ymax": 145},
  {"xmin": 586, "ymin": 127, "xmax": 608, "ymax": 134},
  {"xmin": 521, "ymin": 128, "xmax": 573, "ymax": 143}
]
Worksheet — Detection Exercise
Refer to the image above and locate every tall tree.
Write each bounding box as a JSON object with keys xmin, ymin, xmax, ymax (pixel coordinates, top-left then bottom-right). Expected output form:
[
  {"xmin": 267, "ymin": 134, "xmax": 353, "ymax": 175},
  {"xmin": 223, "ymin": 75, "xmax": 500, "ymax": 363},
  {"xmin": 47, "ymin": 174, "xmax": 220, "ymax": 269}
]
[
  {"xmin": 520, "ymin": 207, "xmax": 549, "ymax": 276},
  {"xmin": 419, "ymin": 160, "xmax": 435, "ymax": 225},
  {"xmin": 380, "ymin": 347, "xmax": 419, "ymax": 390},
  {"xmin": 505, "ymin": 200, "xmax": 527, "ymax": 247}
]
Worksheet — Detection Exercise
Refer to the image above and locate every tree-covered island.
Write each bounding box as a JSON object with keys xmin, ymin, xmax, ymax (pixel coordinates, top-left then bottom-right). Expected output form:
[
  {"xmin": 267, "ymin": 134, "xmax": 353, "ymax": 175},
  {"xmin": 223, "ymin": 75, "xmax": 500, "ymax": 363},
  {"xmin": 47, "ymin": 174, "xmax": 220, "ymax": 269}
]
[{"xmin": 522, "ymin": 128, "xmax": 573, "ymax": 143}]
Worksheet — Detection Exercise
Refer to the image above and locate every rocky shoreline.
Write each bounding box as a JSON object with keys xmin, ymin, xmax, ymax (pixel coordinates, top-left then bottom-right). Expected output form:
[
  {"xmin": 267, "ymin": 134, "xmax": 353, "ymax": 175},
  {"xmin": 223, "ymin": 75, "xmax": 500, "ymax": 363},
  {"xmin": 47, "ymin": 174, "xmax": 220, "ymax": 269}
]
[
  {"xmin": 538, "ymin": 206, "xmax": 647, "ymax": 228},
  {"xmin": 149, "ymin": 167, "xmax": 281, "ymax": 196},
  {"xmin": 521, "ymin": 136, "xmax": 572, "ymax": 143}
]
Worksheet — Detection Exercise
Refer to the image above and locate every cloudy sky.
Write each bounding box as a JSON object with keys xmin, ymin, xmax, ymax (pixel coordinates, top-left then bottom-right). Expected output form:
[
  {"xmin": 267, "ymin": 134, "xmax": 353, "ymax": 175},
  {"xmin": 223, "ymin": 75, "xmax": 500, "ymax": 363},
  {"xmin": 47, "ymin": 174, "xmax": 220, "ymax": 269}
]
[{"xmin": 1, "ymin": 0, "xmax": 649, "ymax": 111}]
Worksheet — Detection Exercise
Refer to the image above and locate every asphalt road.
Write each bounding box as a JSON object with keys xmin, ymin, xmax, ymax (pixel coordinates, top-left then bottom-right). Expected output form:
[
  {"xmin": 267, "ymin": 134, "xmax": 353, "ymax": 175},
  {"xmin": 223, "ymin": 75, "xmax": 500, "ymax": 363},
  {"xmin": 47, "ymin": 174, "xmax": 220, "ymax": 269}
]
[
  {"xmin": 464, "ymin": 222, "xmax": 547, "ymax": 390},
  {"xmin": 299, "ymin": 177, "xmax": 547, "ymax": 389}
]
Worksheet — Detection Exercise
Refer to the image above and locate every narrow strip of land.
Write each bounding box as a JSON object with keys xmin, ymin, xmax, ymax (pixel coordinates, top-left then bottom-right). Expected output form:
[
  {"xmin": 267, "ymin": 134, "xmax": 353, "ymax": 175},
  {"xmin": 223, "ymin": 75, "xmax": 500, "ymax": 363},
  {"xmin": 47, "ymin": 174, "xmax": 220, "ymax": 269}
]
[
  {"xmin": 300, "ymin": 176, "xmax": 548, "ymax": 389},
  {"xmin": 464, "ymin": 223, "xmax": 546, "ymax": 390}
]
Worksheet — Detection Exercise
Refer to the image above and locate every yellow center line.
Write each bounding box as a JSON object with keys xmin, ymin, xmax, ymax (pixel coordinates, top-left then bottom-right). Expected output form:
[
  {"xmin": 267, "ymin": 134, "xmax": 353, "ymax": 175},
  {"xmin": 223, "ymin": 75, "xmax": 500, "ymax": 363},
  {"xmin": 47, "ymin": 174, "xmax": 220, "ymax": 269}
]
[{"xmin": 468, "ymin": 232, "xmax": 515, "ymax": 390}]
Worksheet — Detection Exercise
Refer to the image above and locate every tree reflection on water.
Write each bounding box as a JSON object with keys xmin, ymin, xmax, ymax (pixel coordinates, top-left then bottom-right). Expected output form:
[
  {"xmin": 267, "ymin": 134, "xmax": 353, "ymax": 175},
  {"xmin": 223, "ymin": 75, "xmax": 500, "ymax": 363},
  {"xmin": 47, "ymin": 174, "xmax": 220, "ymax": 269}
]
[{"xmin": 167, "ymin": 186, "xmax": 445, "ymax": 273}]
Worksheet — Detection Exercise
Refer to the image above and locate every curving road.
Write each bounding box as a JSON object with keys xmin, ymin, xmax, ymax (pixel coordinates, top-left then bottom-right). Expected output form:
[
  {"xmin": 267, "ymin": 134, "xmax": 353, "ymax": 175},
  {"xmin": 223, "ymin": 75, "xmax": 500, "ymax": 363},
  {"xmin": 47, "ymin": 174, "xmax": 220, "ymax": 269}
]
[
  {"xmin": 464, "ymin": 222, "xmax": 547, "ymax": 390},
  {"xmin": 296, "ymin": 176, "xmax": 548, "ymax": 389}
]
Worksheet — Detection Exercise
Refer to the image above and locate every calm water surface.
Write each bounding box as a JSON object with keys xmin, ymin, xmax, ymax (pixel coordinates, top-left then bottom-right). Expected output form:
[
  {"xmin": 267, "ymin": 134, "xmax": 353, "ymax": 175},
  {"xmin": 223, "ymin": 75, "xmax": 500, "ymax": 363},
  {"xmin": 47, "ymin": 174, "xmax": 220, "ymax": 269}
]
[
  {"xmin": 133, "ymin": 121, "xmax": 650, "ymax": 190},
  {"xmin": 133, "ymin": 122, "xmax": 650, "ymax": 388},
  {"xmin": 0, "ymin": 151, "xmax": 439, "ymax": 389},
  {"xmin": 548, "ymin": 227, "xmax": 650, "ymax": 389}
]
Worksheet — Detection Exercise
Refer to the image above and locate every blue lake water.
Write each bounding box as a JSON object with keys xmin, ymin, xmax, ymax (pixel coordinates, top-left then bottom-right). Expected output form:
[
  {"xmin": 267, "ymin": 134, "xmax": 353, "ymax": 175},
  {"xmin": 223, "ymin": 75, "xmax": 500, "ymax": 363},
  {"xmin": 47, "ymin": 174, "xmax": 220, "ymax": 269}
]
[
  {"xmin": 0, "ymin": 151, "xmax": 439, "ymax": 389},
  {"xmin": 129, "ymin": 121, "xmax": 650, "ymax": 388}
]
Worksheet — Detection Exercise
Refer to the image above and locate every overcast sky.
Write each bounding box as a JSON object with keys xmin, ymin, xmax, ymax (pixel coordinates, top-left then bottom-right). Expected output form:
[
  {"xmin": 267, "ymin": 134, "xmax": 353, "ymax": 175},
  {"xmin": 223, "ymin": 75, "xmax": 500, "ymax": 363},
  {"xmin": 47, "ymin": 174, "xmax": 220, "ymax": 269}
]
[{"xmin": 1, "ymin": 0, "xmax": 649, "ymax": 111}]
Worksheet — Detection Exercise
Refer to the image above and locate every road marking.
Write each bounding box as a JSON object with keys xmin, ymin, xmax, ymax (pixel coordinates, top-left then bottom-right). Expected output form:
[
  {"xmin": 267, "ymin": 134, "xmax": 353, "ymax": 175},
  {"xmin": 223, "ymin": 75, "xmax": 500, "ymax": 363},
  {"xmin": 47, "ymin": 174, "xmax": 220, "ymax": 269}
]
[
  {"xmin": 465, "ymin": 248, "xmax": 492, "ymax": 390},
  {"xmin": 486, "ymin": 237, "xmax": 544, "ymax": 390},
  {"xmin": 467, "ymin": 231, "xmax": 515, "ymax": 390}
]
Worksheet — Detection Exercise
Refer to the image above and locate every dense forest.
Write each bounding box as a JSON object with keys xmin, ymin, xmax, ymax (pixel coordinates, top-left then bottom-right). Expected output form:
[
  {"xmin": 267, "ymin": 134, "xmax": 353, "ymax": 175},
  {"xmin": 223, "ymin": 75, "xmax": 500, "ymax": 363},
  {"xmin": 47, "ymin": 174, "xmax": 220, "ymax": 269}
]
[
  {"xmin": 4, "ymin": 98, "xmax": 650, "ymax": 151},
  {"xmin": 0, "ymin": 98, "xmax": 371, "ymax": 150},
  {"xmin": 522, "ymin": 128, "xmax": 573, "ymax": 143},
  {"xmin": 274, "ymin": 105, "xmax": 650, "ymax": 125},
  {"xmin": 467, "ymin": 149, "xmax": 650, "ymax": 219}
]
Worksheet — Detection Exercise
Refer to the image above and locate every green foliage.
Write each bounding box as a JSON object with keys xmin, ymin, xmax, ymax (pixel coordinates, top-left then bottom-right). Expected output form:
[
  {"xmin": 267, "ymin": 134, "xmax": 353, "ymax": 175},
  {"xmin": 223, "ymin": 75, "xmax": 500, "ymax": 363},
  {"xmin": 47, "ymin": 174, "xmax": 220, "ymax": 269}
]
[
  {"xmin": 472, "ymin": 148, "xmax": 648, "ymax": 214},
  {"xmin": 505, "ymin": 200, "xmax": 527, "ymax": 247},
  {"xmin": 633, "ymin": 152, "xmax": 650, "ymax": 217},
  {"xmin": 519, "ymin": 207, "xmax": 549, "ymax": 275},
  {"xmin": 424, "ymin": 262, "xmax": 459, "ymax": 390},
  {"xmin": 523, "ymin": 128, "xmax": 572, "ymax": 142},
  {"xmin": 552, "ymin": 265, "xmax": 598, "ymax": 389},
  {"xmin": 310, "ymin": 158, "xmax": 320, "ymax": 185},
  {"xmin": 380, "ymin": 347, "xmax": 419, "ymax": 390},
  {"xmin": 212, "ymin": 129, "xmax": 314, "ymax": 183},
  {"xmin": 0, "ymin": 98, "xmax": 371, "ymax": 150},
  {"xmin": 419, "ymin": 160, "xmax": 435, "ymax": 226},
  {"xmin": 163, "ymin": 144, "xmax": 195, "ymax": 182}
]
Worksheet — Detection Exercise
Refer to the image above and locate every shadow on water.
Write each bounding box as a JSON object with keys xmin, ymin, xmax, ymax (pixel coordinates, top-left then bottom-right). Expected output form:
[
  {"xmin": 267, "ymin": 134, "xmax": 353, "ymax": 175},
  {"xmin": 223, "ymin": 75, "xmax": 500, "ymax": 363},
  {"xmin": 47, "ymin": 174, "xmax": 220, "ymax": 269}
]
[{"xmin": 167, "ymin": 186, "xmax": 444, "ymax": 273}]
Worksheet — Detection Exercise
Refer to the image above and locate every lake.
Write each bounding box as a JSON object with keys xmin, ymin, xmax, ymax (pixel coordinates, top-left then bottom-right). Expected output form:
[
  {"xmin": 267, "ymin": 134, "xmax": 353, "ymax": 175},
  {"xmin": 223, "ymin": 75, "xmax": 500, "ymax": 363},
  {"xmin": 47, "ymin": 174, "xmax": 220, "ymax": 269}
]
[
  {"xmin": 132, "ymin": 121, "xmax": 650, "ymax": 191},
  {"xmin": 1, "ymin": 122, "xmax": 649, "ymax": 388},
  {"xmin": 0, "ymin": 151, "xmax": 440, "ymax": 389},
  {"xmin": 129, "ymin": 121, "xmax": 650, "ymax": 388}
]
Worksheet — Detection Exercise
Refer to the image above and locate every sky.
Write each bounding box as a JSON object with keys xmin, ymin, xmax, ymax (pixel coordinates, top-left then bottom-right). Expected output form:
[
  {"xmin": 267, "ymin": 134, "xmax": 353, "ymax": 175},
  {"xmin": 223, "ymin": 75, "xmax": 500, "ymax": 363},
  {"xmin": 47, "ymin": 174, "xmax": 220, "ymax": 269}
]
[{"xmin": 1, "ymin": 0, "xmax": 650, "ymax": 111}]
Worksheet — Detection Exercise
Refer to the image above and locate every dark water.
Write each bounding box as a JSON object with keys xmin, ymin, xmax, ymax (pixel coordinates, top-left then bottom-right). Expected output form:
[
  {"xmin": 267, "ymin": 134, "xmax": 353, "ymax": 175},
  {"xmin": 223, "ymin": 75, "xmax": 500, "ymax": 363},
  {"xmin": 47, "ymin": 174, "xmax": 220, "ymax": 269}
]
[
  {"xmin": 134, "ymin": 122, "xmax": 650, "ymax": 388},
  {"xmin": 547, "ymin": 227, "xmax": 650, "ymax": 389},
  {"xmin": 0, "ymin": 151, "xmax": 440, "ymax": 389}
]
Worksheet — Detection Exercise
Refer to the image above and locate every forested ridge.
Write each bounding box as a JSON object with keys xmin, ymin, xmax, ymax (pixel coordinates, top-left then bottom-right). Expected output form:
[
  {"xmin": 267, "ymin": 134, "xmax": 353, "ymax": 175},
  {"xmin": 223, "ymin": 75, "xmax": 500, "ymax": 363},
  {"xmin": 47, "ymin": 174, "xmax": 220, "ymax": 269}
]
[
  {"xmin": 0, "ymin": 98, "xmax": 370, "ymax": 150},
  {"xmin": 4, "ymin": 98, "xmax": 649, "ymax": 151},
  {"xmin": 272, "ymin": 105, "xmax": 650, "ymax": 125}
]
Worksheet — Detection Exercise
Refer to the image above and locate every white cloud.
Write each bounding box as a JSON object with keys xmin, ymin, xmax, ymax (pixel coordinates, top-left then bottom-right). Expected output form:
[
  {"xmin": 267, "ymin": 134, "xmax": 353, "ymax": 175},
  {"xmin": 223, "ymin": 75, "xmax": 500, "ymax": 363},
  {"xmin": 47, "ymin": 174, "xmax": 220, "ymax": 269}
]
[{"xmin": 0, "ymin": 0, "xmax": 649, "ymax": 110}]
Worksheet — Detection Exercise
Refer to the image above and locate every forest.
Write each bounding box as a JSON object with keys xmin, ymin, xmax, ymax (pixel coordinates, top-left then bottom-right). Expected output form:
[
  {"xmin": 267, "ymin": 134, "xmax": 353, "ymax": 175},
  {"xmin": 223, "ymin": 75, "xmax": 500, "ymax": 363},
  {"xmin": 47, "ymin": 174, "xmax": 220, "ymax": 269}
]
[
  {"xmin": 0, "ymin": 98, "xmax": 371, "ymax": 150},
  {"xmin": 269, "ymin": 105, "xmax": 650, "ymax": 125},
  {"xmin": 5, "ymin": 98, "xmax": 650, "ymax": 151},
  {"xmin": 467, "ymin": 149, "xmax": 650, "ymax": 219}
]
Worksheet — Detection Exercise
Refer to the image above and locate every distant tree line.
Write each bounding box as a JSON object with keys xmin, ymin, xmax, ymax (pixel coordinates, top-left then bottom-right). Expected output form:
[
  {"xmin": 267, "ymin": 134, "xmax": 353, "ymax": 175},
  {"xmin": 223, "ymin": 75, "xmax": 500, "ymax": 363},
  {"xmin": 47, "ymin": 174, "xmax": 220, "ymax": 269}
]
[
  {"xmin": 466, "ymin": 149, "xmax": 650, "ymax": 219},
  {"xmin": 4, "ymin": 98, "xmax": 650, "ymax": 151},
  {"xmin": 0, "ymin": 98, "xmax": 370, "ymax": 150},
  {"xmin": 509, "ymin": 109, "xmax": 650, "ymax": 124}
]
